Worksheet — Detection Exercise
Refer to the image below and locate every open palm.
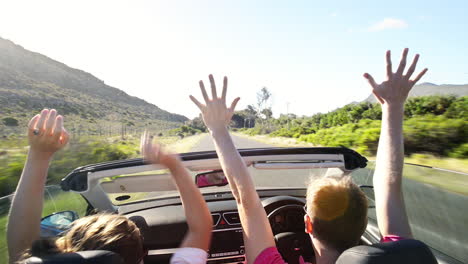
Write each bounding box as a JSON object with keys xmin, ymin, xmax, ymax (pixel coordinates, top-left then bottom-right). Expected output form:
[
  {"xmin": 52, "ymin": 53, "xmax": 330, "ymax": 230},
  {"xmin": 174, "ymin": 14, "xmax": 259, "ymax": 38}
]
[
  {"xmin": 189, "ymin": 74, "xmax": 240, "ymax": 132},
  {"xmin": 364, "ymin": 48, "xmax": 428, "ymax": 106},
  {"xmin": 140, "ymin": 131, "xmax": 179, "ymax": 168},
  {"xmin": 28, "ymin": 109, "xmax": 69, "ymax": 156}
]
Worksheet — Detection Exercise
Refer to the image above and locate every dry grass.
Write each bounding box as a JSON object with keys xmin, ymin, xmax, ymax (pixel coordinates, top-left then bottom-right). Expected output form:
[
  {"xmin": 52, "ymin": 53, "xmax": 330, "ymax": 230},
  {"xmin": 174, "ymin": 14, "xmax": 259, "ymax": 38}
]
[
  {"xmin": 164, "ymin": 134, "xmax": 206, "ymax": 153},
  {"xmin": 233, "ymin": 133, "xmax": 316, "ymax": 147}
]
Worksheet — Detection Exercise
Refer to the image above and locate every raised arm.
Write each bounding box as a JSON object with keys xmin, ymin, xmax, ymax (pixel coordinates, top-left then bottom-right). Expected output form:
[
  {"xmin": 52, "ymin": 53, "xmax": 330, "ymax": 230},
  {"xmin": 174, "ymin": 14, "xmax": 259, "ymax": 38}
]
[
  {"xmin": 190, "ymin": 75, "xmax": 275, "ymax": 263},
  {"xmin": 141, "ymin": 132, "xmax": 213, "ymax": 251},
  {"xmin": 364, "ymin": 48, "xmax": 427, "ymax": 238},
  {"xmin": 7, "ymin": 109, "xmax": 69, "ymax": 263}
]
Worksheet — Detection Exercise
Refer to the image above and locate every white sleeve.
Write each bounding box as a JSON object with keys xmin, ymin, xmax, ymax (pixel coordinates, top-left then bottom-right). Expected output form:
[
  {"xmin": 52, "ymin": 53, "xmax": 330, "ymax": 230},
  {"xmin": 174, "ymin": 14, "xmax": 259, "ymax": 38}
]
[{"xmin": 170, "ymin": 247, "xmax": 208, "ymax": 264}]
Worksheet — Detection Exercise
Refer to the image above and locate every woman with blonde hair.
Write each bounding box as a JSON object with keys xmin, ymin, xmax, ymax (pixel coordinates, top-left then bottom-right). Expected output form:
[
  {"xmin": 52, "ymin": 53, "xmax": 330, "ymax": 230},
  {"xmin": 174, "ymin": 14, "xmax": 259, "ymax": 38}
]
[{"xmin": 7, "ymin": 109, "xmax": 213, "ymax": 264}]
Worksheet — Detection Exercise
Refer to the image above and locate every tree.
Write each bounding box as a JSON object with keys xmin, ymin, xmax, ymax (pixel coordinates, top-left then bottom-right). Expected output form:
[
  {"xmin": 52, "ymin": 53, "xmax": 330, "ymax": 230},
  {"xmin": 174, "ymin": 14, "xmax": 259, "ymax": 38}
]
[
  {"xmin": 187, "ymin": 115, "xmax": 206, "ymax": 132},
  {"xmin": 256, "ymin": 87, "xmax": 272, "ymax": 117},
  {"xmin": 231, "ymin": 113, "xmax": 245, "ymax": 128},
  {"xmin": 255, "ymin": 87, "xmax": 274, "ymax": 125},
  {"xmin": 246, "ymin": 105, "xmax": 258, "ymax": 117},
  {"xmin": 261, "ymin": 108, "xmax": 273, "ymax": 119}
]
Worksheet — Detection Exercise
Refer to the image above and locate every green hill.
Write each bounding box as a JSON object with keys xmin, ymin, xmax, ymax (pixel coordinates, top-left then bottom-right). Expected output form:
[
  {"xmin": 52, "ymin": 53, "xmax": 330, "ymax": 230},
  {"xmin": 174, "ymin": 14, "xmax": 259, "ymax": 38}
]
[
  {"xmin": 364, "ymin": 82, "xmax": 468, "ymax": 103},
  {"xmin": 0, "ymin": 37, "xmax": 187, "ymax": 136}
]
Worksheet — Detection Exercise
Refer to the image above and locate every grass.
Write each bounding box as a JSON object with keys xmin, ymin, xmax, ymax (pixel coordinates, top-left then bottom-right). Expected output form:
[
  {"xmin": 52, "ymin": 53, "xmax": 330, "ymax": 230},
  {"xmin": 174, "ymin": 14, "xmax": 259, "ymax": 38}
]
[
  {"xmin": 403, "ymin": 165, "xmax": 468, "ymax": 195},
  {"xmin": 0, "ymin": 190, "xmax": 88, "ymax": 263},
  {"xmin": 0, "ymin": 207, "xmax": 9, "ymax": 263},
  {"xmin": 404, "ymin": 153, "xmax": 468, "ymax": 174},
  {"xmin": 233, "ymin": 132, "xmax": 316, "ymax": 147},
  {"xmin": 100, "ymin": 133, "xmax": 205, "ymax": 154},
  {"xmin": 164, "ymin": 134, "xmax": 206, "ymax": 153}
]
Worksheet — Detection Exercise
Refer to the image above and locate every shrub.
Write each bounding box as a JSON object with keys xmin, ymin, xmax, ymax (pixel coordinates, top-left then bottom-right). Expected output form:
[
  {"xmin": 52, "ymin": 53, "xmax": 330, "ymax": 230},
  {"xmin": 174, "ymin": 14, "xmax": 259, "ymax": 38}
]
[
  {"xmin": 168, "ymin": 125, "xmax": 202, "ymax": 137},
  {"xmin": 449, "ymin": 143, "xmax": 468, "ymax": 159},
  {"xmin": 444, "ymin": 96, "xmax": 468, "ymax": 119},
  {"xmin": 2, "ymin": 117, "xmax": 19, "ymax": 126},
  {"xmin": 404, "ymin": 116, "xmax": 467, "ymax": 156},
  {"xmin": 296, "ymin": 115, "xmax": 467, "ymax": 157}
]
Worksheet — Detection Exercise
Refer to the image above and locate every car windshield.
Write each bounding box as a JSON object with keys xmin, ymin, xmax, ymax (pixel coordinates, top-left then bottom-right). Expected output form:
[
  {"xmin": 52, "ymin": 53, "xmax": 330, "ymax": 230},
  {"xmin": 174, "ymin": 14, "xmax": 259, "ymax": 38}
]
[{"xmin": 103, "ymin": 166, "xmax": 346, "ymax": 205}]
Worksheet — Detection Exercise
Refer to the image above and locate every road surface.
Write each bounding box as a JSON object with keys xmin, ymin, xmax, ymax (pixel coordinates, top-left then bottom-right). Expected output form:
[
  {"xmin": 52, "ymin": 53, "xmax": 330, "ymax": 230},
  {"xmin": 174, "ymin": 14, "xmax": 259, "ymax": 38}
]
[{"xmin": 190, "ymin": 134, "xmax": 273, "ymax": 152}]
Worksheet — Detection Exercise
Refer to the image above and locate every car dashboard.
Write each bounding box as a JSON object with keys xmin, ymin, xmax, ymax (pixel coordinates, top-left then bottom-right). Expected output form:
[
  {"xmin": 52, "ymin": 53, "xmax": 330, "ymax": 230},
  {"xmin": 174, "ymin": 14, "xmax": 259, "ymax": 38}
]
[{"xmin": 122, "ymin": 190, "xmax": 310, "ymax": 264}]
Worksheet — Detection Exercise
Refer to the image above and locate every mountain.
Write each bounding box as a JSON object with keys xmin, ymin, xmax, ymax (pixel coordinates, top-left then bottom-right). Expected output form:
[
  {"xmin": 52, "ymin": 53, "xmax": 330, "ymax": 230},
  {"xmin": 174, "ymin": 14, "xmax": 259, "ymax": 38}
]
[
  {"xmin": 0, "ymin": 37, "xmax": 187, "ymax": 135},
  {"xmin": 364, "ymin": 83, "xmax": 468, "ymax": 103}
]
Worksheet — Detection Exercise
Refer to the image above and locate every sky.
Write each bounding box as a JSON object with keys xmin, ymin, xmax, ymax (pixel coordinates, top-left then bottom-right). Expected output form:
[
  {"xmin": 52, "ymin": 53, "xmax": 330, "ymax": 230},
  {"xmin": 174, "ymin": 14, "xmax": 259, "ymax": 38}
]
[{"xmin": 0, "ymin": 0, "xmax": 467, "ymax": 118}]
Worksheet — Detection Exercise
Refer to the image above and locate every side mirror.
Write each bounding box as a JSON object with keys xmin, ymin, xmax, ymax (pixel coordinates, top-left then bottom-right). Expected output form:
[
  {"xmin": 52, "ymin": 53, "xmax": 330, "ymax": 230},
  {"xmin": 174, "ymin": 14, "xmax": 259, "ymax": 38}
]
[
  {"xmin": 195, "ymin": 170, "xmax": 228, "ymax": 188},
  {"xmin": 40, "ymin": 210, "xmax": 79, "ymax": 237}
]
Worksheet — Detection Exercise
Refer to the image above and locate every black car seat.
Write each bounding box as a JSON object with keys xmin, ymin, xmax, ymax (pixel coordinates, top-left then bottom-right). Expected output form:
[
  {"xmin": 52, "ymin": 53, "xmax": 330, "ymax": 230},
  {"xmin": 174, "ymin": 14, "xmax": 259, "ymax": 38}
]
[
  {"xmin": 336, "ymin": 239, "xmax": 438, "ymax": 264},
  {"xmin": 22, "ymin": 250, "xmax": 124, "ymax": 264}
]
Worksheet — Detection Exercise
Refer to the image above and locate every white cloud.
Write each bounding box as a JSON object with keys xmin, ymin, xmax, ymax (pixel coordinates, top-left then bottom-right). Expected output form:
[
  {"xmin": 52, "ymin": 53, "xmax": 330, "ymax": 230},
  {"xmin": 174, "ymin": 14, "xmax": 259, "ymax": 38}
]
[
  {"xmin": 330, "ymin": 12, "xmax": 338, "ymax": 17},
  {"xmin": 368, "ymin": 18, "xmax": 408, "ymax": 32}
]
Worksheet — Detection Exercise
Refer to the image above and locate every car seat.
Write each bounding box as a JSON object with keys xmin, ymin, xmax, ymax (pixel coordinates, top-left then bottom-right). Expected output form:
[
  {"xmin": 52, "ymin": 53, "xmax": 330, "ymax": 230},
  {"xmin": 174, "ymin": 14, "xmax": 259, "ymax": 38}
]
[
  {"xmin": 336, "ymin": 239, "xmax": 438, "ymax": 264},
  {"xmin": 22, "ymin": 250, "xmax": 124, "ymax": 264}
]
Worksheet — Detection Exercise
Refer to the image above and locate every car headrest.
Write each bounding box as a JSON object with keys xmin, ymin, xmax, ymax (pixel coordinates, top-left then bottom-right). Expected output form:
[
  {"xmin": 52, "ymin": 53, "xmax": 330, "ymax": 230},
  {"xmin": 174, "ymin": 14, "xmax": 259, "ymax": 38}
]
[
  {"xmin": 336, "ymin": 239, "xmax": 437, "ymax": 264},
  {"xmin": 22, "ymin": 250, "xmax": 124, "ymax": 264}
]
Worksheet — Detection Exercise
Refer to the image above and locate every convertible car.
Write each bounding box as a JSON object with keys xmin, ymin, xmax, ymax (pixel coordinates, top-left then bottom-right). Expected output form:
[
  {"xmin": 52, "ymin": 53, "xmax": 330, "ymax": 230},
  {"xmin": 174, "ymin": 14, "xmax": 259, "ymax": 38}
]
[{"xmin": 34, "ymin": 147, "xmax": 465, "ymax": 264}]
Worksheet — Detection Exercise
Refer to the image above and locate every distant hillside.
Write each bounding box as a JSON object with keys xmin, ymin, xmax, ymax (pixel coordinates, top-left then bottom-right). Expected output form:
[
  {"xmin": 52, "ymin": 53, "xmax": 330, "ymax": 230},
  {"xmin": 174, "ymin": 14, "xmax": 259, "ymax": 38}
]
[
  {"xmin": 364, "ymin": 83, "xmax": 468, "ymax": 103},
  {"xmin": 0, "ymin": 37, "xmax": 187, "ymax": 136}
]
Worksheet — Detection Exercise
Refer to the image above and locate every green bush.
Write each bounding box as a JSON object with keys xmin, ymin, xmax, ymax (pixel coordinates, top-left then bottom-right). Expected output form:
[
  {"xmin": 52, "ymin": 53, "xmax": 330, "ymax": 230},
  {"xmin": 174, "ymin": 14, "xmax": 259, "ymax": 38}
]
[
  {"xmin": 298, "ymin": 119, "xmax": 380, "ymax": 154},
  {"xmin": 448, "ymin": 143, "xmax": 468, "ymax": 159},
  {"xmin": 404, "ymin": 116, "xmax": 467, "ymax": 156},
  {"xmin": 444, "ymin": 97, "xmax": 468, "ymax": 119},
  {"xmin": 297, "ymin": 116, "xmax": 467, "ymax": 157},
  {"xmin": 405, "ymin": 95, "xmax": 457, "ymax": 117},
  {"xmin": 168, "ymin": 125, "xmax": 202, "ymax": 137},
  {"xmin": 245, "ymin": 127, "xmax": 263, "ymax": 136},
  {"xmin": 2, "ymin": 117, "xmax": 19, "ymax": 126},
  {"xmin": 270, "ymin": 127, "xmax": 315, "ymax": 138},
  {"xmin": 241, "ymin": 95, "xmax": 467, "ymax": 142},
  {"xmin": 356, "ymin": 127, "xmax": 381, "ymax": 155}
]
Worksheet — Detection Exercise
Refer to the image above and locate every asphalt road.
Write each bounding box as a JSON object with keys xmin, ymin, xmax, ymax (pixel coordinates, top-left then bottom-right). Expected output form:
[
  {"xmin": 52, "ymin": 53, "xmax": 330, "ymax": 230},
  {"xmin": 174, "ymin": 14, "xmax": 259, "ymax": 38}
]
[
  {"xmin": 190, "ymin": 134, "xmax": 273, "ymax": 152},
  {"xmin": 353, "ymin": 165, "xmax": 468, "ymax": 263}
]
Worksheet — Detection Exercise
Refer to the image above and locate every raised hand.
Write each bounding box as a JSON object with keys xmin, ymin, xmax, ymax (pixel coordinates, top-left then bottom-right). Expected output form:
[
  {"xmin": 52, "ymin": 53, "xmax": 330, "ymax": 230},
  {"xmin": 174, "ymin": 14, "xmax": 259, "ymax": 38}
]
[
  {"xmin": 28, "ymin": 109, "xmax": 69, "ymax": 157},
  {"xmin": 364, "ymin": 48, "xmax": 428, "ymax": 106},
  {"xmin": 8, "ymin": 109, "xmax": 69, "ymax": 262},
  {"xmin": 189, "ymin": 74, "xmax": 240, "ymax": 132},
  {"xmin": 140, "ymin": 132, "xmax": 213, "ymax": 252},
  {"xmin": 140, "ymin": 131, "xmax": 179, "ymax": 168}
]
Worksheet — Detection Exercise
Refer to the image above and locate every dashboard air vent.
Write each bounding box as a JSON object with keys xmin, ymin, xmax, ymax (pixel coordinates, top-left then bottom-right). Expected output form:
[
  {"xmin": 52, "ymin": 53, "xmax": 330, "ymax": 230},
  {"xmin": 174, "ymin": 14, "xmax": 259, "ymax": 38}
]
[
  {"xmin": 223, "ymin": 212, "xmax": 241, "ymax": 225},
  {"xmin": 212, "ymin": 213, "xmax": 221, "ymax": 226}
]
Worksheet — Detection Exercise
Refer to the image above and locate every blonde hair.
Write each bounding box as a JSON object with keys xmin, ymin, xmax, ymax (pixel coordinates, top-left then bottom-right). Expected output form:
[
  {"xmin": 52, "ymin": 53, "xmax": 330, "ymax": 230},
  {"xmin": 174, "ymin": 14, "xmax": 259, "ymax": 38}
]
[
  {"xmin": 25, "ymin": 214, "xmax": 144, "ymax": 264},
  {"xmin": 306, "ymin": 176, "xmax": 368, "ymax": 252}
]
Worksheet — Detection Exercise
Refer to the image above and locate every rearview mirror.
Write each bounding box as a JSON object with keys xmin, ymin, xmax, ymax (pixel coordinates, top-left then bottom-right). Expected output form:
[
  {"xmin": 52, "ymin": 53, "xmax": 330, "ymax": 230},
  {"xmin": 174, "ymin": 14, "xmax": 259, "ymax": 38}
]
[
  {"xmin": 40, "ymin": 210, "xmax": 79, "ymax": 237},
  {"xmin": 195, "ymin": 170, "xmax": 228, "ymax": 188}
]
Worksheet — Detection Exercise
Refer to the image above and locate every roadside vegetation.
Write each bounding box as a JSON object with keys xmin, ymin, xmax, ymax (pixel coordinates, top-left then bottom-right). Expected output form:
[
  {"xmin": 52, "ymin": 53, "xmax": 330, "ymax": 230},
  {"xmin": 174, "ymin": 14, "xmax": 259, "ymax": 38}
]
[
  {"xmin": 0, "ymin": 133, "xmax": 204, "ymax": 262},
  {"xmin": 235, "ymin": 95, "xmax": 467, "ymax": 158},
  {"xmin": 216, "ymin": 94, "xmax": 465, "ymax": 157},
  {"xmin": 0, "ymin": 133, "xmax": 204, "ymax": 198}
]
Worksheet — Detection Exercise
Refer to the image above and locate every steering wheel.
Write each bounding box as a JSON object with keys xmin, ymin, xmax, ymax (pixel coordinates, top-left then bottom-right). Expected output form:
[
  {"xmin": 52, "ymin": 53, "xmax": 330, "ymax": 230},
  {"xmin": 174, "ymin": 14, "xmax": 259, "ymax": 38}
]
[{"xmin": 267, "ymin": 204, "xmax": 314, "ymax": 264}]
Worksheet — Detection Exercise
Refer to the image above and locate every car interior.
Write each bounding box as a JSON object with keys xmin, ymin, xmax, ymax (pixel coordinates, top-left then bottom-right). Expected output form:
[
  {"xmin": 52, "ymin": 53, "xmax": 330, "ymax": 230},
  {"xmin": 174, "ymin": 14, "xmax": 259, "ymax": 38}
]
[{"xmin": 29, "ymin": 148, "xmax": 441, "ymax": 264}]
